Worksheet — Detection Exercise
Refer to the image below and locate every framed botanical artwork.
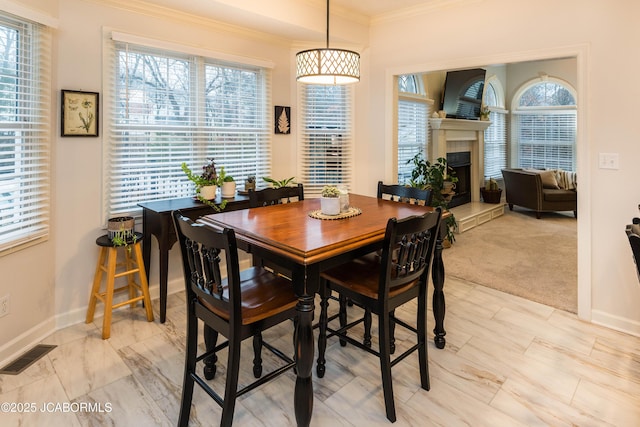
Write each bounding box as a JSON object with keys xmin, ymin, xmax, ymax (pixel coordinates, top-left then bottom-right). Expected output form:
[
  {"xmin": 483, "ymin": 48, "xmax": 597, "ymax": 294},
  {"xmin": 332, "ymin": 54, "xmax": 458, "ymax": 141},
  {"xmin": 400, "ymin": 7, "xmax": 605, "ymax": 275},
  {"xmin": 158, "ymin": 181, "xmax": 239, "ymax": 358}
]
[
  {"xmin": 274, "ymin": 105, "xmax": 291, "ymax": 134},
  {"xmin": 61, "ymin": 90, "xmax": 99, "ymax": 137}
]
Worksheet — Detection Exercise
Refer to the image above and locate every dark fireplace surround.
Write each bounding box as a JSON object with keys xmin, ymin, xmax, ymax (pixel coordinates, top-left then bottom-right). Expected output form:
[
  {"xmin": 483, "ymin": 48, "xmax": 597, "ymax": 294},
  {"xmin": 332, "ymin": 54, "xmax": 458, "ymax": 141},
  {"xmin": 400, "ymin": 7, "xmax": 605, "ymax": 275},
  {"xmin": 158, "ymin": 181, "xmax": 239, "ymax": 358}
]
[{"xmin": 446, "ymin": 151, "xmax": 471, "ymax": 208}]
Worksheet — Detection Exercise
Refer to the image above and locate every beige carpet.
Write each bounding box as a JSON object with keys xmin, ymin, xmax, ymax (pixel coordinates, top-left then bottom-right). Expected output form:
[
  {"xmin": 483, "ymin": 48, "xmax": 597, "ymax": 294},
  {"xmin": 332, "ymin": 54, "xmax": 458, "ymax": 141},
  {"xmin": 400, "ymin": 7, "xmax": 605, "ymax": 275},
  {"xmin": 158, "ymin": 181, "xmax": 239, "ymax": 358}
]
[{"xmin": 442, "ymin": 207, "xmax": 577, "ymax": 313}]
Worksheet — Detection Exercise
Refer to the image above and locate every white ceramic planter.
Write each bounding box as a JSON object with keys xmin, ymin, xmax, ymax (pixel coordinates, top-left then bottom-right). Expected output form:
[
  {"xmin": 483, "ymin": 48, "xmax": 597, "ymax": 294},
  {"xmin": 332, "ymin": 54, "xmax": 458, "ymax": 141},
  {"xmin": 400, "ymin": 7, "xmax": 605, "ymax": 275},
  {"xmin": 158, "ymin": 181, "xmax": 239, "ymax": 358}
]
[
  {"xmin": 199, "ymin": 185, "xmax": 217, "ymax": 200},
  {"xmin": 221, "ymin": 181, "xmax": 236, "ymax": 198},
  {"xmin": 321, "ymin": 197, "xmax": 341, "ymax": 215}
]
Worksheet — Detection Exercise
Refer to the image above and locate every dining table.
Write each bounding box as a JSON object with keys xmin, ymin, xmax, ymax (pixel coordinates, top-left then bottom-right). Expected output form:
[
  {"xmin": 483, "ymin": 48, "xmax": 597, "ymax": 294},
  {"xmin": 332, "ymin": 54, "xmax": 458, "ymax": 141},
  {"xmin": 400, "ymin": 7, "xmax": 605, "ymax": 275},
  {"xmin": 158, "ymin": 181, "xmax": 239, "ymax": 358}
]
[{"xmin": 198, "ymin": 193, "xmax": 448, "ymax": 427}]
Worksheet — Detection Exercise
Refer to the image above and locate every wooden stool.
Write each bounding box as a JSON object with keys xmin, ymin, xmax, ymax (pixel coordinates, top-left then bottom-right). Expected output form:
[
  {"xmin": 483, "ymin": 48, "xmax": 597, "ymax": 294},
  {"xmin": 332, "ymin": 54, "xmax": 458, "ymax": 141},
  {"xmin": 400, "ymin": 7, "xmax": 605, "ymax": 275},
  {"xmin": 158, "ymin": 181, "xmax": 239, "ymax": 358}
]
[{"xmin": 86, "ymin": 232, "xmax": 154, "ymax": 339}]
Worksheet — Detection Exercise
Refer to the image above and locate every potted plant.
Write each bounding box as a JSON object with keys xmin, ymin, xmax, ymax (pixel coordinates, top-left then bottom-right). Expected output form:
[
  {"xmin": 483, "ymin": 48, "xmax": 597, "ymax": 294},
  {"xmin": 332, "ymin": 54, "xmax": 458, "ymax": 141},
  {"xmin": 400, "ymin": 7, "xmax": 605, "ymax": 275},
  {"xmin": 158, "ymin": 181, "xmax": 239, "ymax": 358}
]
[
  {"xmin": 480, "ymin": 177, "xmax": 502, "ymax": 203},
  {"xmin": 320, "ymin": 185, "xmax": 341, "ymax": 215},
  {"xmin": 480, "ymin": 105, "xmax": 491, "ymax": 121},
  {"xmin": 262, "ymin": 176, "xmax": 296, "ymax": 188},
  {"xmin": 245, "ymin": 175, "xmax": 256, "ymax": 192},
  {"xmin": 181, "ymin": 158, "xmax": 218, "ymax": 199},
  {"xmin": 181, "ymin": 158, "xmax": 226, "ymax": 211},
  {"xmin": 108, "ymin": 216, "xmax": 136, "ymax": 251},
  {"xmin": 408, "ymin": 153, "xmax": 458, "ymax": 243},
  {"xmin": 218, "ymin": 167, "xmax": 236, "ymax": 198}
]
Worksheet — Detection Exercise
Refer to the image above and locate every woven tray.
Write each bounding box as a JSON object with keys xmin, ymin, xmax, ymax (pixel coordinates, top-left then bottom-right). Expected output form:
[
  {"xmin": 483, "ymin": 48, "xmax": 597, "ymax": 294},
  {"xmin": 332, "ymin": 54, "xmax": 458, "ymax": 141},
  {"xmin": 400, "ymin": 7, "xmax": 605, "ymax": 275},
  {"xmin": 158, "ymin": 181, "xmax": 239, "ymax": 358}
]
[{"xmin": 308, "ymin": 206, "xmax": 362, "ymax": 220}]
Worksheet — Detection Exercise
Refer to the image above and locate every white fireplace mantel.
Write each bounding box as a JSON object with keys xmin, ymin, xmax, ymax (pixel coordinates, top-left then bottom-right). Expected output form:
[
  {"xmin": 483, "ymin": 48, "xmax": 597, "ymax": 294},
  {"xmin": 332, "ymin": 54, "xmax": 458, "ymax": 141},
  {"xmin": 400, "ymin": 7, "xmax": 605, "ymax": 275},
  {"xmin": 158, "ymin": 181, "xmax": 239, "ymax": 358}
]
[
  {"xmin": 429, "ymin": 118, "xmax": 492, "ymax": 203},
  {"xmin": 429, "ymin": 118, "xmax": 492, "ymax": 132}
]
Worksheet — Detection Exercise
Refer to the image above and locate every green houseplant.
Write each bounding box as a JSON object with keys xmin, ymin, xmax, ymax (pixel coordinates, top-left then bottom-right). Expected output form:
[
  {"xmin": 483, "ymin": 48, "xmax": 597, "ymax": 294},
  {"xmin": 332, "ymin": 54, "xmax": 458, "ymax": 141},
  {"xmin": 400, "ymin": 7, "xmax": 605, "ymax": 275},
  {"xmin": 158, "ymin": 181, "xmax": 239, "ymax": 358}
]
[
  {"xmin": 408, "ymin": 153, "xmax": 458, "ymax": 243},
  {"xmin": 181, "ymin": 159, "xmax": 227, "ymax": 211},
  {"xmin": 262, "ymin": 176, "xmax": 296, "ymax": 188},
  {"xmin": 108, "ymin": 216, "xmax": 137, "ymax": 251},
  {"xmin": 218, "ymin": 167, "xmax": 236, "ymax": 198}
]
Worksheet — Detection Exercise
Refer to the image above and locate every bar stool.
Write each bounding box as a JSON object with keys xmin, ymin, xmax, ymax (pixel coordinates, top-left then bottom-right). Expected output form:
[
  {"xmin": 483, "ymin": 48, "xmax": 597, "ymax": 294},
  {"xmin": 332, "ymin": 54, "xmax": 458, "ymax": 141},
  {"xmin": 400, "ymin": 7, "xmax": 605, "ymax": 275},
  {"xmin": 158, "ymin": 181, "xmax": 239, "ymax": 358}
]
[{"xmin": 86, "ymin": 232, "xmax": 154, "ymax": 339}]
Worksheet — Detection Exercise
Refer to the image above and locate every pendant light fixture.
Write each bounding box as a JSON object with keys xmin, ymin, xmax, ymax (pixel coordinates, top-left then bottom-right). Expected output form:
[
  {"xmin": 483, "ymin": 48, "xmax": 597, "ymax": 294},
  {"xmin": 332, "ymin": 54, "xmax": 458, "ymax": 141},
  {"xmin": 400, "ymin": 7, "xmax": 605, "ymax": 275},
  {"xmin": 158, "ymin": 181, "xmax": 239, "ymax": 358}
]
[{"xmin": 296, "ymin": 0, "xmax": 360, "ymax": 85}]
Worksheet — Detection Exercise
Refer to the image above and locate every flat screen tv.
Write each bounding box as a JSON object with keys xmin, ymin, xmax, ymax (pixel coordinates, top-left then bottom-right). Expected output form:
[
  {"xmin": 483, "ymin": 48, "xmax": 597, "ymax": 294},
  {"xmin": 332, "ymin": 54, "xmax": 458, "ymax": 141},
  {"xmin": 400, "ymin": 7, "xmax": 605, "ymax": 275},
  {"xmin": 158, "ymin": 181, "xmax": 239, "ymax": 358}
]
[{"xmin": 440, "ymin": 68, "xmax": 486, "ymax": 120}]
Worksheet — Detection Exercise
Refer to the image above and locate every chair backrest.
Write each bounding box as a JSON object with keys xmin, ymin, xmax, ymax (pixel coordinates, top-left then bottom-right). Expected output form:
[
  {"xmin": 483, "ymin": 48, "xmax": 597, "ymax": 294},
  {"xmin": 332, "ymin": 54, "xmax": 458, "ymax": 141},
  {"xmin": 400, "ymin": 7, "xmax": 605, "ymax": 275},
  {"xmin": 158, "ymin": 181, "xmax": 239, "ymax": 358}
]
[
  {"xmin": 173, "ymin": 211, "xmax": 242, "ymax": 324},
  {"xmin": 377, "ymin": 181, "xmax": 432, "ymax": 206},
  {"xmin": 626, "ymin": 218, "xmax": 640, "ymax": 282},
  {"xmin": 379, "ymin": 208, "xmax": 442, "ymax": 295},
  {"xmin": 249, "ymin": 184, "xmax": 304, "ymax": 208}
]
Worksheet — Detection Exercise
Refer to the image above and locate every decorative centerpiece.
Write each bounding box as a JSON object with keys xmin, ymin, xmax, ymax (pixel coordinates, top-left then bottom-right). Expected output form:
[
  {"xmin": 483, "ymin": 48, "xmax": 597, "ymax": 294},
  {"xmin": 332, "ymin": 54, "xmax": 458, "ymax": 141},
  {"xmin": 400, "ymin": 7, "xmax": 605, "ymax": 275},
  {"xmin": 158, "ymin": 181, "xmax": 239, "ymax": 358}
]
[{"xmin": 320, "ymin": 185, "xmax": 341, "ymax": 215}]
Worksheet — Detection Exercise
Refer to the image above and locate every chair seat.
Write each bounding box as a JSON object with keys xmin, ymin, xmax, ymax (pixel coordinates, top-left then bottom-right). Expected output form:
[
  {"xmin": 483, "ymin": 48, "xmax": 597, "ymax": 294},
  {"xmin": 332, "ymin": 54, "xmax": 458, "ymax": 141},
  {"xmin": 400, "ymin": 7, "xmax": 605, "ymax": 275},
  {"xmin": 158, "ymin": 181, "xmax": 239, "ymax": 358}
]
[
  {"xmin": 321, "ymin": 254, "xmax": 419, "ymax": 300},
  {"xmin": 199, "ymin": 267, "xmax": 298, "ymax": 325}
]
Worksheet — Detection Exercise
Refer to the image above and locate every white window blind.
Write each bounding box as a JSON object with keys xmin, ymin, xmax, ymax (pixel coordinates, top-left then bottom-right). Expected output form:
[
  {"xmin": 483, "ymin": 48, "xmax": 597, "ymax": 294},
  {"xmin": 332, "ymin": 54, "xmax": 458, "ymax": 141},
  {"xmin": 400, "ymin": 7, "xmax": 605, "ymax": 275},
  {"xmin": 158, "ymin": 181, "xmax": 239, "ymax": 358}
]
[
  {"xmin": 299, "ymin": 84, "xmax": 352, "ymax": 196},
  {"xmin": 513, "ymin": 80, "xmax": 576, "ymax": 171},
  {"xmin": 483, "ymin": 110, "xmax": 507, "ymax": 179},
  {"xmin": 106, "ymin": 41, "xmax": 271, "ymax": 218},
  {"xmin": 0, "ymin": 13, "xmax": 51, "ymax": 253},
  {"xmin": 398, "ymin": 97, "xmax": 429, "ymax": 184},
  {"xmin": 514, "ymin": 110, "xmax": 576, "ymax": 170}
]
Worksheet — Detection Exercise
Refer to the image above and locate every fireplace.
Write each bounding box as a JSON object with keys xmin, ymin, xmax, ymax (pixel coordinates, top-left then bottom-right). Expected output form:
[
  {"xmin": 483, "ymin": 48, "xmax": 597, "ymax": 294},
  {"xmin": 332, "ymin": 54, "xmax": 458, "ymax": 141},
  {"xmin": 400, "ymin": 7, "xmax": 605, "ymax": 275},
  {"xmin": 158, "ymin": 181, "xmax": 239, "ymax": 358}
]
[{"xmin": 446, "ymin": 151, "xmax": 471, "ymax": 208}]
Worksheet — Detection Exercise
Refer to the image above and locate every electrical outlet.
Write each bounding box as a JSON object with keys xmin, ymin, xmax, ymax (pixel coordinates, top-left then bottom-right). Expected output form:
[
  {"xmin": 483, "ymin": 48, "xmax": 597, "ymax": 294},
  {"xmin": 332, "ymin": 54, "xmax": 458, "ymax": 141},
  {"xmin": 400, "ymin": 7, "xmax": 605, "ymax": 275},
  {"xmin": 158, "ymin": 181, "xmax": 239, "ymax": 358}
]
[{"xmin": 0, "ymin": 294, "xmax": 9, "ymax": 318}]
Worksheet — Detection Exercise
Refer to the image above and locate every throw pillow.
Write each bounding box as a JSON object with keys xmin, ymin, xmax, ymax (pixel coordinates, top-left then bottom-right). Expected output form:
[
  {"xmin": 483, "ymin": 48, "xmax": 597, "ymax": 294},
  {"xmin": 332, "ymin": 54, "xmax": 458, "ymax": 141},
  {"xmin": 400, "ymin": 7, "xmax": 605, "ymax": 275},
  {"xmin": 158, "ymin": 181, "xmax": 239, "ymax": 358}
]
[
  {"xmin": 538, "ymin": 169, "xmax": 560, "ymax": 189},
  {"xmin": 555, "ymin": 169, "xmax": 577, "ymax": 190}
]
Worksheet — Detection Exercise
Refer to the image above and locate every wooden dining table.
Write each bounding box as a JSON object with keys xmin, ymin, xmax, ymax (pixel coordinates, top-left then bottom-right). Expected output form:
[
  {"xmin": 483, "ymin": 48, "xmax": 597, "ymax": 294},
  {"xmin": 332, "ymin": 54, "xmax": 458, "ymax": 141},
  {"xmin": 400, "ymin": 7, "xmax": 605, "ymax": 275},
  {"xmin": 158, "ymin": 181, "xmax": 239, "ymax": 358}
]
[{"xmin": 198, "ymin": 193, "xmax": 448, "ymax": 427}]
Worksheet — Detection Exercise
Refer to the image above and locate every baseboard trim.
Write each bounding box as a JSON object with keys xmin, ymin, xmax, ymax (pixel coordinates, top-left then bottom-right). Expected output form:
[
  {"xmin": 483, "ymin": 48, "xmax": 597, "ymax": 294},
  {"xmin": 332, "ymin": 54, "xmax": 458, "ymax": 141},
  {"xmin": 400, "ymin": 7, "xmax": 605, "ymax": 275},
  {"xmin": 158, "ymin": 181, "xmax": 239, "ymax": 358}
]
[
  {"xmin": 591, "ymin": 309, "xmax": 640, "ymax": 338},
  {"xmin": 0, "ymin": 317, "xmax": 56, "ymax": 369}
]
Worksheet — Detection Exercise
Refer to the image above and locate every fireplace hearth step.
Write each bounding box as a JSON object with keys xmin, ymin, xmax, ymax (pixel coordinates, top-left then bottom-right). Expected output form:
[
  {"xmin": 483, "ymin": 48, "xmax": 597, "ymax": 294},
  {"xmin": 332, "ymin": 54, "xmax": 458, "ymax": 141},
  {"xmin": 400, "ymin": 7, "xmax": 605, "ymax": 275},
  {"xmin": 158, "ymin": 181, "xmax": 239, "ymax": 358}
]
[{"xmin": 449, "ymin": 201, "xmax": 505, "ymax": 233}]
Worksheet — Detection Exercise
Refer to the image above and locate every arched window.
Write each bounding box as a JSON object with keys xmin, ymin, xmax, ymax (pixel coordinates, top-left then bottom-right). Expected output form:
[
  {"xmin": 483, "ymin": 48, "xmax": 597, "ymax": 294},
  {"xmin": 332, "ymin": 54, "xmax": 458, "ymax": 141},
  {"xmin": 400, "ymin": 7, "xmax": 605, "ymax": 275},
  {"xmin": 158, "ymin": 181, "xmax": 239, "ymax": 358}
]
[
  {"xmin": 397, "ymin": 74, "xmax": 430, "ymax": 184},
  {"xmin": 483, "ymin": 76, "xmax": 507, "ymax": 180},
  {"xmin": 512, "ymin": 77, "xmax": 576, "ymax": 170}
]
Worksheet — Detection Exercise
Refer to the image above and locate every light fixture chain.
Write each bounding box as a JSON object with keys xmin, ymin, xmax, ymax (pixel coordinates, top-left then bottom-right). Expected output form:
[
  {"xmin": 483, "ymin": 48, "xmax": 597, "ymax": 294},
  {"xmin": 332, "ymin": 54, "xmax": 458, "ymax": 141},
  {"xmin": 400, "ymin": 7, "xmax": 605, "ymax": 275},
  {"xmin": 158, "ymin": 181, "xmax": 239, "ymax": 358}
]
[{"xmin": 326, "ymin": 0, "xmax": 330, "ymax": 49}]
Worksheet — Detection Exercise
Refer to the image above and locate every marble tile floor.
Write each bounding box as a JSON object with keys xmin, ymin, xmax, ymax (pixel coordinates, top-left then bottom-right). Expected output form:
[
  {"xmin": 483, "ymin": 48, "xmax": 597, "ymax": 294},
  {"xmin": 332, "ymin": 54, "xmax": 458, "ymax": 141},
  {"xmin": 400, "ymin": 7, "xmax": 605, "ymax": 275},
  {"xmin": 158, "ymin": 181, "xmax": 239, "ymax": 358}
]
[{"xmin": 1, "ymin": 276, "xmax": 640, "ymax": 426}]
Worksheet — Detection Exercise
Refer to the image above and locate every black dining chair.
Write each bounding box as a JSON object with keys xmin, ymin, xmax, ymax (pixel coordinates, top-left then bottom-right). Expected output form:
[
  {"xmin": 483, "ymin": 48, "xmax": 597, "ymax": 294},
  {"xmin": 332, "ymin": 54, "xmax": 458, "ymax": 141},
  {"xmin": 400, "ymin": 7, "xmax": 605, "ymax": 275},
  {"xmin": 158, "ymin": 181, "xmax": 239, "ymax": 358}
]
[
  {"xmin": 316, "ymin": 209, "xmax": 442, "ymax": 423},
  {"xmin": 173, "ymin": 211, "xmax": 298, "ymax": 427},
  {"xmin": 248, "ymin": 184, "xmax": 304, "ymax": 276},
  {"xmin": 354, "ymin": 181, "xmax": 432, "ymax": 349},
  {"xmin": 248, "ymin": 184, "xmax": 304, "ymax": 208},
  {"xmin": 626, "ymin": 217, "xmax": 640, "ymax": 283}
]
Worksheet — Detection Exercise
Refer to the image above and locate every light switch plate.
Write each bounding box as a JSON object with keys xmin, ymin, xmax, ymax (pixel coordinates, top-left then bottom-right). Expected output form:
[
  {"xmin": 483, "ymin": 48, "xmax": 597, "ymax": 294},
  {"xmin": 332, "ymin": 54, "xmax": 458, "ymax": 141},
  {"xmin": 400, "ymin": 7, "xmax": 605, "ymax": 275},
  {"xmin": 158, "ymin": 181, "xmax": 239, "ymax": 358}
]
[{"xmin": 599, "ymin": 153, "xmax": 619, "ymax": 170}]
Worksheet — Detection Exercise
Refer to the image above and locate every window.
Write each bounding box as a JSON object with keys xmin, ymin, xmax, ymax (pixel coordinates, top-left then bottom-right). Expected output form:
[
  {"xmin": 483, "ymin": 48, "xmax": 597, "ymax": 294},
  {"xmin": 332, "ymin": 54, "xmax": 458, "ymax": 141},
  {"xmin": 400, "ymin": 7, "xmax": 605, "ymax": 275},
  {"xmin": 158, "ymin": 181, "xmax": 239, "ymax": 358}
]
[
  {"xmin": 512, "ymin": 78, "xmax": 576, "ymax": 170},
  {"xmin": 299, "ymin": 84, "xmax": 353, "ymax": 196},
  {"xmin": 397, "ymin": 74, "xmax": 430, "ymax": 184},
  {"xmin": 106, "ymin": 40, "xmax": 271, "ymax": 218},
  {"xmin": 0, "ymin": 13, "xmax": 51, "ymax": 253},
  {"xmin": 483, "ymin": 77, "xmax": 507, "ymax": 179}
]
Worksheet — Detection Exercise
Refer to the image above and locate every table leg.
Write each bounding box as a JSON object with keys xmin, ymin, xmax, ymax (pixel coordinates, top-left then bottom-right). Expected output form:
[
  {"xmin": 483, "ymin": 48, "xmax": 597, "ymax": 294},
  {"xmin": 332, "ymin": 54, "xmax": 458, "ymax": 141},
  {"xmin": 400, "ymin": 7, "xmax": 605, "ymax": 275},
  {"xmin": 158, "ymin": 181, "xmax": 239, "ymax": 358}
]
[
  {"xmin": 294, "ymin": 294, "xmax": 314, "ymax": 427},
  {"xmin": 432, "ymin": 228, "xmax": 447, "ymax": 349},
  {"xmin": 141, "ymin": 211, "xmax": 151, "ymax": 289},
  {"xmin": 158, "ymin": 242, "xmax": 169, "ymax": 323}
]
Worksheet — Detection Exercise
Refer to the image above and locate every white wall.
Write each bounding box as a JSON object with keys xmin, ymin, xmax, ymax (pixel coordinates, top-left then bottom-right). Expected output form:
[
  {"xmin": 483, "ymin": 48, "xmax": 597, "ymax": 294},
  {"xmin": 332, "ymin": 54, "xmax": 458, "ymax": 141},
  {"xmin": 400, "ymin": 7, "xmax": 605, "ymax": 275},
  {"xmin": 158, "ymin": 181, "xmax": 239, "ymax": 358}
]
[
  {"xmin": 0, "ymin": 0, "xmax": 301, "ymax": 364},
  {"xmin": 364, "ymin": 0, "xmax": 640, "ymax": 334},
  {"xmin": 2, "ymin": 0, "xmax": 640, "ymax": 365}
]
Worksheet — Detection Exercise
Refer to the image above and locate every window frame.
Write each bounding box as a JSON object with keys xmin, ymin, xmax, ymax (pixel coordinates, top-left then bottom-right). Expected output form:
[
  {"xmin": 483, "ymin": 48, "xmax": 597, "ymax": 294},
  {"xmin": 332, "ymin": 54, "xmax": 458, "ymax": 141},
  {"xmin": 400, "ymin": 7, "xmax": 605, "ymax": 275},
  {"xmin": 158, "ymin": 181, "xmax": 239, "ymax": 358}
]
[
  {"xmin": 396, "ymin": 74, "xmax": 431, "ymax": 185},
  {"xmin": 0, "ymin": 12, "xmax": 51, "ymax": 254},
  {"xmin": 482, "ymin": 76, "xmax": 508, "ymax": 180},
  {"xmin": 104, "ymin": 35, "xmax": 272, "ymax": 221},
  {"xmin": 511, "ymin": 77, "xmax": 577, "ymax": 171},
  {"xmin": 298, "ymin": 83, "xmax": 354, "ymax": 196}
]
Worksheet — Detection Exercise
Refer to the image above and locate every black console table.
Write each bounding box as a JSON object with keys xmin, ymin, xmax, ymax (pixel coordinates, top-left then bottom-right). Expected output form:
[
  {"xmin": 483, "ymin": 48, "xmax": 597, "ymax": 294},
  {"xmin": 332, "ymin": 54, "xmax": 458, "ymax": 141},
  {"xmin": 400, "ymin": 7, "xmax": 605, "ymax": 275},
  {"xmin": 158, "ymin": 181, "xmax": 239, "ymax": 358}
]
[{"xmin": 138, "ymin": 195, "xmax": 250, "ymax": 323}]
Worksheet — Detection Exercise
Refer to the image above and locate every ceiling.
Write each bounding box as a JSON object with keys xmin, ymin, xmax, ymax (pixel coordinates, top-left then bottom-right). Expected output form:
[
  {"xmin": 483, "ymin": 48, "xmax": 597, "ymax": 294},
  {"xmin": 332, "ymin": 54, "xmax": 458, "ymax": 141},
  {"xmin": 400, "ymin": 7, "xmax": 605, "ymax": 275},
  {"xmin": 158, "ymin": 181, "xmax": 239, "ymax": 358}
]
[{"xmin": 134, "ymin": 0, "xmax": 442, "ymax": 41}]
